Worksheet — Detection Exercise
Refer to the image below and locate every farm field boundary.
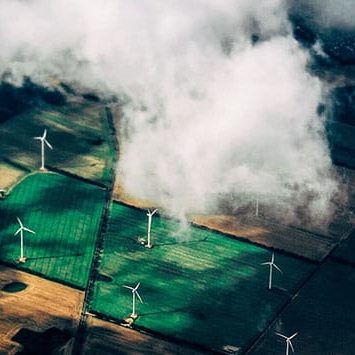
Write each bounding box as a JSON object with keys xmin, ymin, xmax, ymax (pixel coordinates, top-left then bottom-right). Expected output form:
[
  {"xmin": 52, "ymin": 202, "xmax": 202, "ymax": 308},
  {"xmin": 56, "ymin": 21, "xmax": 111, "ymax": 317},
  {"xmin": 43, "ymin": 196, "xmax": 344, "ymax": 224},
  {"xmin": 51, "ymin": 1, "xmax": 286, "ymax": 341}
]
[{"xmin": 72, "ymin": 105, "xmax": 119, "ymax": 354}]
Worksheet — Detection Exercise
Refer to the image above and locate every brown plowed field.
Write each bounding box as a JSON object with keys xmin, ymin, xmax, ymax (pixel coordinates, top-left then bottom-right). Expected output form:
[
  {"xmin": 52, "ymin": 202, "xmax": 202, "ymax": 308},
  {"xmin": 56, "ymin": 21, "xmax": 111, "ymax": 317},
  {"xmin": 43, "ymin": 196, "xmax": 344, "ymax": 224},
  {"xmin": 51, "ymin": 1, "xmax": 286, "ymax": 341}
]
[
  {"xmin": 83, "ymin": 316, "xmax": 207, "ymax": 355},
  {"xmin": 0, "ymin": 265, "xmax": 83, "ymax": 354}
]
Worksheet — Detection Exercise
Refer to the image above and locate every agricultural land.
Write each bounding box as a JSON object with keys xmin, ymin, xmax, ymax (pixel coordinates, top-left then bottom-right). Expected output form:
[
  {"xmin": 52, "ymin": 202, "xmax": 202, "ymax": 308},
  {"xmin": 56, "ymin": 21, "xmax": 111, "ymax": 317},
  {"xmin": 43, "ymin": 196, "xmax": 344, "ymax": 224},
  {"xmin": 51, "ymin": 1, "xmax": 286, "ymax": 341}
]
[{"xmin": 0, "ymin": 69, "xmax": 354, "ymax": 354}]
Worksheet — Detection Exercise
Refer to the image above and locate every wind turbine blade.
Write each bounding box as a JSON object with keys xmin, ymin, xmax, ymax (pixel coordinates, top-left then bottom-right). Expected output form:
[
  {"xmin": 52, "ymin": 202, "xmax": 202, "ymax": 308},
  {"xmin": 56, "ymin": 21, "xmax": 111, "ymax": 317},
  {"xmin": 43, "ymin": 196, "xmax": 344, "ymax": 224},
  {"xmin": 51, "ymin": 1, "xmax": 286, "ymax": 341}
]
[
  {"xmin": 16, "ymin": 217, "xmax": 23, "ymax": 228},
  {"xmin": 43, "ymin": 129, "xmax": 47, "ymax": 139},
  {"xmin": 23, "ymin": 227, "xmax": 35, "ymax": 234},
  {"xmin": 152, "ymin": 209, "xmax": 158, "ymax": 215},
  {"xmin": 123, "ymin": 285, "xmax": 134, "ymax": 290},
  {"xmin": 135, "ymin": 291, "xmax": 143, "ymax": 303},
  {"xmin": 288, "ymin": 340, "xmax": 295, "ymax": 353},
  {"xmin": 134, "ymin": 282, "xmax": 141, "ymax": 291},
  {"xmin": 44, "ymin": 139, "xmax": 53, "ymax": 150},
  {"xmin": 289, "ymin": 332, "xmax": 298, "ymax": 339},
  {"xmin": 275, "ymin": 333, "xmax": 287, "ymax": 339},
  {"xmin": 261, "ymin": 262, "xmax": 271, "ymax": 266},
  {"xmin": 273, "ymin": 263, "xmax": 283, "ymax": 274},
  {"xmin": 271, "ymin": 253, "xmax": 275, "ymax": 263},
  {"xmin": 33, "ymin": 137, "xmax": 42, "ymax": 140},
  {"xmin": 14, "ymin": 228, "xmax": 22, "ymax": 236}
]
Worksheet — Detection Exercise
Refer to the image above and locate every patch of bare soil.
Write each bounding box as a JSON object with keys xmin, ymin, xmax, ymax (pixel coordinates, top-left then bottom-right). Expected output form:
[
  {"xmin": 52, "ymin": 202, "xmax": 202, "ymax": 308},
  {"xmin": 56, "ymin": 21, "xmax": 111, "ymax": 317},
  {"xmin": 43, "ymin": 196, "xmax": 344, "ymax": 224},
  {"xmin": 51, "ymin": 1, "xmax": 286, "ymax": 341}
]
[
  {"xmin": 0, "ymin": 265, "xmax": 83, "ymax": 354},
  {"xmin": 191, "ymin": 214, "xmax": 336, "ymax": 262},
  {"xmin": 82, "ymin": 316, "xmax": 206, "ymax": 355},
  {"xmin": 113, "ymin": 179, "xmax": 156, "ymax": 210},
  {"xmin": 0, "ymin": 164, "xmax": 26, "ymax": 190}
]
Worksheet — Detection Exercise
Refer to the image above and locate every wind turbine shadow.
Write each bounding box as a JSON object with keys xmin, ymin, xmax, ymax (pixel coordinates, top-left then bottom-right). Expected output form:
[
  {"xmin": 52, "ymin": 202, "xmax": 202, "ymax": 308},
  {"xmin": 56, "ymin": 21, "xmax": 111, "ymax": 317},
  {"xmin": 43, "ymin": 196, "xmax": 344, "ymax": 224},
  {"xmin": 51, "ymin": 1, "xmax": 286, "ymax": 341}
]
[
  {"xmin": 27, "ymin": 252, "xmax": 82, "ymax": 261},
  {"xmin": 271, "ymin": 286, "xmax": 292, "ymax": 298},
  {"xmin": 153, "ymin": 237, "xmax": 209, "ymax": 248},
  {"xmin": 139, "ymin": 307, "xmax": 188, "ymax": 317}
]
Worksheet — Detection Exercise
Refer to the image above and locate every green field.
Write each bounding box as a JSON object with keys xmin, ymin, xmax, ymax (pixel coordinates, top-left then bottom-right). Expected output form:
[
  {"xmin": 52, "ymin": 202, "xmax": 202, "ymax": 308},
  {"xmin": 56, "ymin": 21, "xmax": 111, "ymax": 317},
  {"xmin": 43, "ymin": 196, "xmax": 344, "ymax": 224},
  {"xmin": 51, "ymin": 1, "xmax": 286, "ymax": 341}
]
[
  {"xmin": 91, "ymin": 203, "xmax": 315, "ymax": 352},
  {"xmin": 0, "ymin": 97, "xmax": 115, "ymax": 185},
  {"xmin": 0, "ymin": 172, "xmax": 106, "ymax": 288}
]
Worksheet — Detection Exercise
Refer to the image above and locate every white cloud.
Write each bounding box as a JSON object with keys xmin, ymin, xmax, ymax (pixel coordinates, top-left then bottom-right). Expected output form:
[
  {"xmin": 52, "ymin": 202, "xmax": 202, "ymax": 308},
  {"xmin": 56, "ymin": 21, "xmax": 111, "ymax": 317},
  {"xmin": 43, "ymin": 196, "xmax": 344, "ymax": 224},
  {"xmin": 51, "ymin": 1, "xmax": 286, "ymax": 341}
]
[{"xmin": 0, "ymin": 0, "xmax": 341, "ymax": 226}]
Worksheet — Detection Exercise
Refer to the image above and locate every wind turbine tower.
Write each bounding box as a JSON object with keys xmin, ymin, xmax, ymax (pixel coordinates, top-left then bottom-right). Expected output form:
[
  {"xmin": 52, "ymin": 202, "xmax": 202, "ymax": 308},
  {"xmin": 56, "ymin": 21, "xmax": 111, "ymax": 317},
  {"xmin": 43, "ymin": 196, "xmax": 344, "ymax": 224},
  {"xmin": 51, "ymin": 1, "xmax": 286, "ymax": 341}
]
[
  {"xmin": 14, "ymin": 217, "xmax": 35, "ymax": 263},
  {"xmin": 34, "ymin": 129, "xmax": 53, "ymax": 171},
  {"xmin": 261, "ymin": 252, "xmax": 282, "ymax": 290},
  {"xmin": 146, "ymin": 209, "xmax": 158, "ymax": 248},
  {"xmin": 123, "ymin": 282, "xmax": 143, "ymax": 319}
]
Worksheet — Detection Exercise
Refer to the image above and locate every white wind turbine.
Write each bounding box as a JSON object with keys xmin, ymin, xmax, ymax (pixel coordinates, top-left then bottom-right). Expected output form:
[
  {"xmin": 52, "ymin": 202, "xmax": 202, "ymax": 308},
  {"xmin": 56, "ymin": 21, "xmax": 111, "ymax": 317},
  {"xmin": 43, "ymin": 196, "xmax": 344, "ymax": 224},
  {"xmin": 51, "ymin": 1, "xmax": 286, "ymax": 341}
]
[
  {"xmin": 14, "ymin": 217, "xmax": 35, "ymax": 263},
  {"xmin": 276, "ymin": 332, "xmax": 298, "ymax": 355},
  {"xmin": 261, "ymin": 252, "xmax": 282, "ymax": 290},
  {"xmin": 33, "ymin": 129, "xmax": 53, "ymax": 170},
  {"xmin": 146, "ymin": 209, "xmax": 158, "ymax": 248},
  {"xmin": 123, "ymin": 282, "xmax": 143, "ymax": 319}
]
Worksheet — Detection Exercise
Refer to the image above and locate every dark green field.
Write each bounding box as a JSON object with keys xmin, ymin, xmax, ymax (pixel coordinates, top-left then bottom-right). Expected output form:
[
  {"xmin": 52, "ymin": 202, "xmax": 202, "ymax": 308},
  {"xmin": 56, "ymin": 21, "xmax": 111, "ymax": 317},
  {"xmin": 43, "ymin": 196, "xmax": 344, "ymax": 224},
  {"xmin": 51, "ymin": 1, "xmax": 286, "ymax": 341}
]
[
  {"xmin": 332, "ymin": 229, "xmax": 355, "ymax": 264},
  {"xmin": 250, "ymin": 260, "xmax": 355, "ymax": 355},
  {"xmin": 0, "ymin": 172, "xmax": 106, "ymax": 288},
  {"xmin": 91, "ymin": 203, "xmax": 315, "ymax": 352},
  {"xmin": 0, "ymin": 96, "xmax": 115, "ymax": 185}
]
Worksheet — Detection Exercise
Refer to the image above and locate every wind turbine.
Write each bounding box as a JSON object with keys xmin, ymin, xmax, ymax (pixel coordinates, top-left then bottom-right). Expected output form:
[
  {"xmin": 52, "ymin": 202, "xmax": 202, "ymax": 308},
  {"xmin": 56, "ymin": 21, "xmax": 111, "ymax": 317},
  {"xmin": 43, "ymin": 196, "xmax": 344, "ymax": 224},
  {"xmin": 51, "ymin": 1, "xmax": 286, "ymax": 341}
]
[
  {"xmin": 261, "ymin": 252, "xmax": 282, "ymax": 290},
  {"xmin": 276, "ymin": 332, "xmax": 298, "ymax": 355},
  {"xmin": 146, "ymin": 209, "xmax": 158, "ymax": 248},
  {"xmin": 123, "ymin": 282, "xmax": 143, "ymax": 319},
  {"xmin": 14, "ymin": 217, "xmax": 35, "ymax": 263},
  {"xmin": 33, "ymin": 129, "xmax": 53, "ymax": 170}
]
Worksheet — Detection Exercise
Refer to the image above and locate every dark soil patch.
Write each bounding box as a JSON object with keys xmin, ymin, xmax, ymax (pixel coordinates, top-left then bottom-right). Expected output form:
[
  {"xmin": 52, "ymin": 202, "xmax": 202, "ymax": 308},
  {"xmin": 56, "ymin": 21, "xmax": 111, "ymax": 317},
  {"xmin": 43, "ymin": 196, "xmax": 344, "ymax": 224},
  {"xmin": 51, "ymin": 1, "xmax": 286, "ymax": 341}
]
[{"xmin": 12, "ymin": 327, "xmax": 72, "ymax": 355}]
